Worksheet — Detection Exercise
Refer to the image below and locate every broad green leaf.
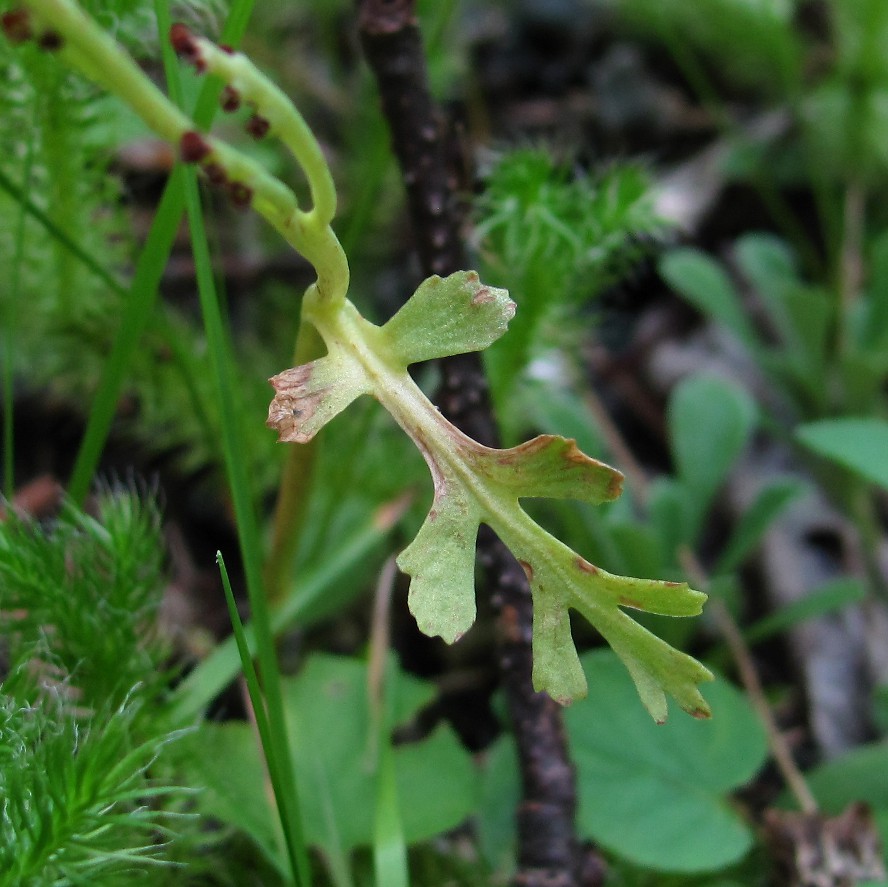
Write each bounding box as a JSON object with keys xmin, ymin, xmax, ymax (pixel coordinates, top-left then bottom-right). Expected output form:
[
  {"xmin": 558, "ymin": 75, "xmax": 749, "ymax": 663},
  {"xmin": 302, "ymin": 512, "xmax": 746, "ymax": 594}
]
[
  {"xmin": 285, "ymin": 655, "xmax": 476, "ymax": 851},
  {"xmin": 714, "ymin": 478, "xmax": 805, "ymax": 574},
  {"xmin": 380, "ymin": 271, "xmax": 515, "ymax": 365},
  {"xmin": 178, "ymin": 655, "xmax": 477, "ymax": 867},
  {"xmin": 660, "ymin": 249, "xmax": 757, "ymax": 347},
  {"xmin": 269, "ymin": 271, "xmax": 713, "ymax": 719},
  {"xmin": 173, "ymin": 722, "xmax": 287, "ymax": 873},
  {"xmin": 564, "ymin": 650, "xmax": 768, "ymax": 873},
  {"xmin": 797, "ymin": 418, "xmax": 888, "ymax": 489},
  {"xmin": 668, "ymin": 375, "xmax": 757, "ymax": 513}
]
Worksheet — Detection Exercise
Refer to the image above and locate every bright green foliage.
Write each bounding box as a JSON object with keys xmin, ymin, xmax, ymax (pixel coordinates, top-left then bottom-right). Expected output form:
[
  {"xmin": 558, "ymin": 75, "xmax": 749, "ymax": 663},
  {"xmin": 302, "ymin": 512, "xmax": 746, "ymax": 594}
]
[
  {"xmin": 0, "ymin": 491, "xmax": 187, "ymax": 883},
  {"xmin": 473, "ymin": 149, "xmax": 662, "ymax": 442},
  {"xmin": 0, "ymin": 680, "xmax": 184, "ymax": 887},
  {"xmin": 0, "ymin": 490, "xmax": 170, "ymax": 709},
  {"xmin": 174, "ymin": 654, "xmax": 477, "ymax": 873}
]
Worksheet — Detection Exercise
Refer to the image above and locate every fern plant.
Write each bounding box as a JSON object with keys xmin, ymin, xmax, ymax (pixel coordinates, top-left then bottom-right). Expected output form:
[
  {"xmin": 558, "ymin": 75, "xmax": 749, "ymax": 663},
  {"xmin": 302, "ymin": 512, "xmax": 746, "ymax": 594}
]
[{"xmin": 2, "ymin": 0, "xmax": 715, "ymax": 722}]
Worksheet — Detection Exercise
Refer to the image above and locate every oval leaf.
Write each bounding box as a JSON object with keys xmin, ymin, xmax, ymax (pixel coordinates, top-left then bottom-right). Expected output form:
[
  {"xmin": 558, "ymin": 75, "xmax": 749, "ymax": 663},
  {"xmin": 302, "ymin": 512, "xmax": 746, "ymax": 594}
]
[{"xmin": 564, "ymin": 650, "xmax": 767, "ymax": 873}]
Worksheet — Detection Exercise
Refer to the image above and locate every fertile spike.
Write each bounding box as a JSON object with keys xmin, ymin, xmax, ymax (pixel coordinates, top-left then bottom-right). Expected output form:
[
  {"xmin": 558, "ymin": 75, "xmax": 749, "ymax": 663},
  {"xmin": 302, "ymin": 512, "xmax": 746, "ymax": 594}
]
[
  {"xmin": 180, "ymin": 130, "xmax": 211, "ymax": 163},
  {"xmin": 1, "ymin": 9, "xmax": 33, "ymax": 43}
]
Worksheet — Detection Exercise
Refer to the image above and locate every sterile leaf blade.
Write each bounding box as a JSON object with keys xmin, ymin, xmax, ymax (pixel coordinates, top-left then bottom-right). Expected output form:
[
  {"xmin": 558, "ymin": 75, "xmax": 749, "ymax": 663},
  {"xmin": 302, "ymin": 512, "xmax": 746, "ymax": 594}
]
[
  {"xmin": 381, "ymin": 271, "xmax": 516, "ymax": 365},
  {"xmin": 397, "ymin": 488, "xmax": 481, "ymax": 644},
  {"xmin": 267, "ymin": 352, "xmax": 368, "ymax": 443},
  {"xmin": 481, "ymin": 434, "xmax": 624, "ymax": 504}
]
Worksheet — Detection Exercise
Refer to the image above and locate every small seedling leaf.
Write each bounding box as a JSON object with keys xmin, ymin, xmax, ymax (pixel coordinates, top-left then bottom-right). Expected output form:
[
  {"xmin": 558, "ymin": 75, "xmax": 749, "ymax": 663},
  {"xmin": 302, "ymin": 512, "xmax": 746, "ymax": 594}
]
[
  {"xmin": 660, "ymin": 248, "xmax": 756, "ymax": 347},
  {"xmin": 668, "ymin": 374, "xmax": 757, "ymax": 513}
]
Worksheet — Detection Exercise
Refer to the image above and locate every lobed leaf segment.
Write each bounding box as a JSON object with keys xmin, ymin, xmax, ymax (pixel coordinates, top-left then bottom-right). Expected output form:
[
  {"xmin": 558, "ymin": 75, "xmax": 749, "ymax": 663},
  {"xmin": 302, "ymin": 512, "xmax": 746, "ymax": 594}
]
[{"xmin": 5, "ymin": 0, "xmax": 713, "ymax": 721}]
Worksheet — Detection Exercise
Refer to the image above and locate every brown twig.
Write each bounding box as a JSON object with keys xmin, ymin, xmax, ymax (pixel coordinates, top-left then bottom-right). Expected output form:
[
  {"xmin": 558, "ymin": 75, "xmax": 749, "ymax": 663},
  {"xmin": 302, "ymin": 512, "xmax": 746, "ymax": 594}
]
[{"xmin": 357, "ymin": 2, "xmax": 595, "ymax": 884}]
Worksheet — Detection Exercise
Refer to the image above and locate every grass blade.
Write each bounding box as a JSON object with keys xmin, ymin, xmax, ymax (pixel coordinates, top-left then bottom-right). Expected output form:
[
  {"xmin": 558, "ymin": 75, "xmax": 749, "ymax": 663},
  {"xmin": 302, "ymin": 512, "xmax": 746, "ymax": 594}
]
[{"xmin": 216, "ymin": 552, "xmax": 307, "ymax": 885}]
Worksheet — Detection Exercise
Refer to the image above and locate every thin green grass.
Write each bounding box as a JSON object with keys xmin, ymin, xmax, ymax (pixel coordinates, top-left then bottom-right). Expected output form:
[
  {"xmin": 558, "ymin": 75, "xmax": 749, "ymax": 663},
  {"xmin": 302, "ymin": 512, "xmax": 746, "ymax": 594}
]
[{"xmin": 217, "ymin": 551, "xmax": 309, "ymax": 885}]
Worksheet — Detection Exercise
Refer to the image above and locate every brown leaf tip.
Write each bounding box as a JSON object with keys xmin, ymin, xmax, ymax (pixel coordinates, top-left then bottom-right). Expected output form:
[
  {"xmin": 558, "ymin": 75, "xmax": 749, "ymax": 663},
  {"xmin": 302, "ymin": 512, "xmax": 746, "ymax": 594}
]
[
  {"xmin": 266, "ymin": 366, "xmax": 321, "ymax": 443},
  {"xmin": 180, "ymin": 130, "xmax": 211, "ymax": 163},
  {"xmin": 2, "ymin": 9, "xmax": 33, "ymax": 44},
  {"xmin": 688, "ymin": 707, "xmax": 711, "ymax": 720}
]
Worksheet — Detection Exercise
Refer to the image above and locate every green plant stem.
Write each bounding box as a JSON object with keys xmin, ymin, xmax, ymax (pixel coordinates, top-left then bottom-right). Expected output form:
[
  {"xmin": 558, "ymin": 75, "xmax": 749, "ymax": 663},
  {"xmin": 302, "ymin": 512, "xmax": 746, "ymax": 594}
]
[
  {"xmin": 367, "ymin": 557, "xmax": 408, "ymax": 887},
  {"xmin": 838, "ymin": 179, "xmax": 865, "ymax": 357}
]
